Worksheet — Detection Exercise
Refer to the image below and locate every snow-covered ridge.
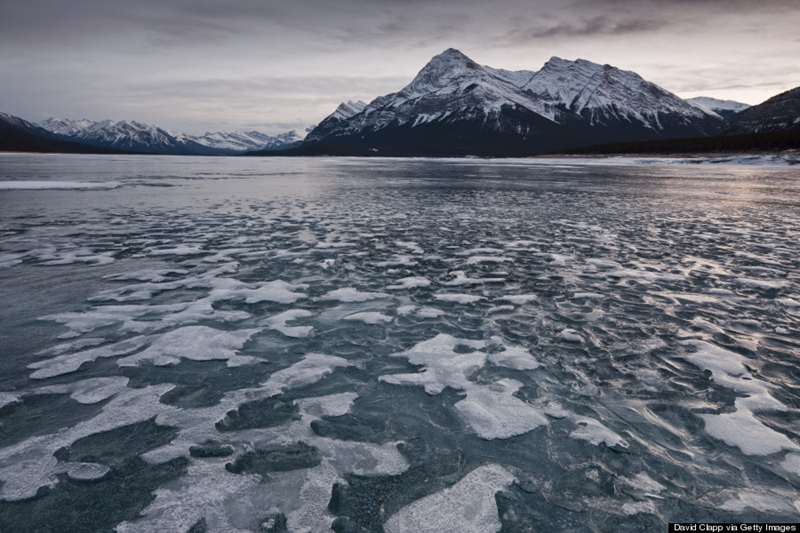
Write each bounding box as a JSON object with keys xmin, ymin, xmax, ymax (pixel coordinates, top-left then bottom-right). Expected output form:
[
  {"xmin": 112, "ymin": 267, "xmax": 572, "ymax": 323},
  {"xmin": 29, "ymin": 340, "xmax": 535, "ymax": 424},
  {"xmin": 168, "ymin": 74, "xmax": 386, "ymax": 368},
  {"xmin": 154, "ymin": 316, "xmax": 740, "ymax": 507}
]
[
  {"xmin": 686, "ymin": 97, "xmax": 751, "ymax": 115},
  {"xmin": 307, "ymin": 48, "xmax": 728, "ymax": 147},
  {"xmin": 177, "ymin": 130, "xmax": 304, "ymax": 152},
  {"xmin": 330, "ymin": 100, "xmax": 367, "ymax": 121},
  {"xmin": 686, "ymin": 97, "xmax": 751, "ymax": 121},
  {"xmin": 38, "ymin": 118, "xmax": 302, "ymax": 154}
]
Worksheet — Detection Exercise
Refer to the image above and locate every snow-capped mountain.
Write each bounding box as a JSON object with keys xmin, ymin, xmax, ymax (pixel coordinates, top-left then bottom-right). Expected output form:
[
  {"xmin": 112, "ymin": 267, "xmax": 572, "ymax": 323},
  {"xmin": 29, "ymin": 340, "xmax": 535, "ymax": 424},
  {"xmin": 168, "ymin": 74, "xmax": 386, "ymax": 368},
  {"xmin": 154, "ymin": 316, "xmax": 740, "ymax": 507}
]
[
  {"xmin": 38, "ymin": 118, "xmax": 208, "ymax": 155},
  {"xmin": 1, "ymin": 112, "xmax": 124, "ymax": 154},
  {"xmin": 686, "ymin": 97, "xmax": 750, "ymax": 123},
  {"xmin": 39, "ymin": 118, "xmax": 98, "ymax": 137},
  {"xmin": 179, "ymin": 130, "xmax": 304, "ymax": 153},
  {"xmin": 304, "ymin": 101, "xmax": 367, "ymax": 142},
  {"xmin": 300, "ymin": 48, "xmax": 727, "ymax": 156},
  {"xmin": 38, "ymin": 118, "xmax": 302, "ymax": 155},
  {"xmin": 725, "ymin": 86, "xmax": 800, "ymax": 135}
]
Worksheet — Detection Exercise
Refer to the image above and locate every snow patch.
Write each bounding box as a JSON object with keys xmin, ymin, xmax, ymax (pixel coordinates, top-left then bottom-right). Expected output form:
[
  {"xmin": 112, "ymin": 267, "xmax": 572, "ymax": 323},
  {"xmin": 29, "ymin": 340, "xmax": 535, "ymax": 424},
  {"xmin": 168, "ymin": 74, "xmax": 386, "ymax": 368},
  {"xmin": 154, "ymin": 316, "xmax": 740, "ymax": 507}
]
[{"xmin": 384, "ymin": 464, "xmax": 515, "ymax": 533}]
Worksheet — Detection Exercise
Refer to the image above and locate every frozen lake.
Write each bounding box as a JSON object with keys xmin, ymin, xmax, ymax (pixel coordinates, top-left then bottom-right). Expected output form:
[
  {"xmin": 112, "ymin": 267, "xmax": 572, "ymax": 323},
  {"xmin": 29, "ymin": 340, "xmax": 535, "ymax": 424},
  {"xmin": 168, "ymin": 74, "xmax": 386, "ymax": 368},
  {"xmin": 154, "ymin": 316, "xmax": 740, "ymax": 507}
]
[{"xmin": 0, "ymin": 153, "xmax": 799, "ymax": 532}]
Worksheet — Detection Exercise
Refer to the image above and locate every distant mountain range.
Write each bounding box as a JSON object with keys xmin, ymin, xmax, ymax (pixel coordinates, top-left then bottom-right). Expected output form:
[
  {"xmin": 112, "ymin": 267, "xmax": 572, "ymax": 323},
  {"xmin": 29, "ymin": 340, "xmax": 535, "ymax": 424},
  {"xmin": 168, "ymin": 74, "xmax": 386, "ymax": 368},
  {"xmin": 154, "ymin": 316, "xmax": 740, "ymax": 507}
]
[
  {"xmin": 3, "ymin": 48, "xmax": 799, "ymax": 157},
  {"xmin": 0, "ymin": 112, "xmax": 128, "ymax": 154},
  {"xmin": 34, "ymin": 118, "xmax": 303, "ymax": 155}
]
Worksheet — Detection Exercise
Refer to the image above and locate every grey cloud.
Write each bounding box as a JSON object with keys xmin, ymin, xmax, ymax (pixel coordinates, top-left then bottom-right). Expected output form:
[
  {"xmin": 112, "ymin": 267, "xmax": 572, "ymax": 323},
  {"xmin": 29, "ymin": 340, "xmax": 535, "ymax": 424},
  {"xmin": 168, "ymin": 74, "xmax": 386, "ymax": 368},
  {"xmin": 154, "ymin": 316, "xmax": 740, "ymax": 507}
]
[
  {"xmin": 2, "ymin": 0, "xmax": 798, "ymax": 132},
  {"xmin": 522, "ymin": 16, "xmax": 667, "ymax": 39}
]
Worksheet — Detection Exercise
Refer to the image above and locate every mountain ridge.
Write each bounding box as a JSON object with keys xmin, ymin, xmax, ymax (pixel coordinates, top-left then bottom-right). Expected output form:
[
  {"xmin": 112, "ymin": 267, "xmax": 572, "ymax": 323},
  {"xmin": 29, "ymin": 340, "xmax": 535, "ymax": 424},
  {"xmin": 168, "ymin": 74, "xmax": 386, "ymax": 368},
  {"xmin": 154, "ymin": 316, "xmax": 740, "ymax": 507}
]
[
  {"xmin": 282, "ymin": 48, "xmax": 731, "ymax": 157},
  {"xmin": 37, "ymin": 118, "xmax": 303, "ymax": 155}
]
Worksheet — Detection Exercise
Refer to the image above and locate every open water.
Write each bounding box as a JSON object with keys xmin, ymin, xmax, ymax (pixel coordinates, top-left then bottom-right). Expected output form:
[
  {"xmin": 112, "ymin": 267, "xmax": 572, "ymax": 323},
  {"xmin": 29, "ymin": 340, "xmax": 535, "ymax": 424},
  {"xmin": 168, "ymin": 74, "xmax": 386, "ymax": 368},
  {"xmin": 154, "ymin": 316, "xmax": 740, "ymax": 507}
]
[{"xmin": 0, "ymin": 153, "xmax": 799, "ymax": 532}]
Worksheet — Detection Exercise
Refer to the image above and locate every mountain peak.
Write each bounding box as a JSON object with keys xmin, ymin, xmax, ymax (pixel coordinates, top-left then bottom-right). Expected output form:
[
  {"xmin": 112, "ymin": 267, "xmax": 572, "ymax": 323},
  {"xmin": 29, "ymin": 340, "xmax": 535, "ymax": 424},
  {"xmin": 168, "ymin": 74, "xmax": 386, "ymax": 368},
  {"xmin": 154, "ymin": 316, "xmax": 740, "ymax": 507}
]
[
  {"xmin": 436, "ymin": 48, "xmax": 471, "ymax": 60},
  {"xmin": 403, "ymin": 49, "xmax": 483, "ymax": 97}
]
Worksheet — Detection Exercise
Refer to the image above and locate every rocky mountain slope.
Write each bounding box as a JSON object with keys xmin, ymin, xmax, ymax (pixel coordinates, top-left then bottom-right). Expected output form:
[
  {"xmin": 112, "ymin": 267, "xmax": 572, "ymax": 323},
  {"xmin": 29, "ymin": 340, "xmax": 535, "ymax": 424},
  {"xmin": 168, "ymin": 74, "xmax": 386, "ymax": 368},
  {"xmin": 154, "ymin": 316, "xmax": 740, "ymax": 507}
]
[
  {"xmin": 295, "ymin": 48, "xmax": 728, "ymax": 156},
  {"xmin": 725, "ymin": 86, "xmax": 800, "ymax": 135}
]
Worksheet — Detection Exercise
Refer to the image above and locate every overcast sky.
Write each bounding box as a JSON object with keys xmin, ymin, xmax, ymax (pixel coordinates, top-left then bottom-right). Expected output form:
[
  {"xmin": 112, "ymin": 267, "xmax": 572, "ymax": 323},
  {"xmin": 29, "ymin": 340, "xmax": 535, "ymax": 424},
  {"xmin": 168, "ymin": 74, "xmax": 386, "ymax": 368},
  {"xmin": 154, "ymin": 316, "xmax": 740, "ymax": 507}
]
[{"xmin": 2, "ymin": 0, "xmax": 798, "ymax": 135}]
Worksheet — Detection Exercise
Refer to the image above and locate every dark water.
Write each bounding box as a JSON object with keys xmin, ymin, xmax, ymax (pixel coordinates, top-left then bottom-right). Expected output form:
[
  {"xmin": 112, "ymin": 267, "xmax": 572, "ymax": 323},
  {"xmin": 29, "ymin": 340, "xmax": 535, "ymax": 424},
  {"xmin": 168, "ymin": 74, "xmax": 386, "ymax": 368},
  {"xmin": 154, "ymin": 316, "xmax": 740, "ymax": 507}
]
[{"xmin": 0, "ymin": 153, "xmax": 799, "ymax": 532}]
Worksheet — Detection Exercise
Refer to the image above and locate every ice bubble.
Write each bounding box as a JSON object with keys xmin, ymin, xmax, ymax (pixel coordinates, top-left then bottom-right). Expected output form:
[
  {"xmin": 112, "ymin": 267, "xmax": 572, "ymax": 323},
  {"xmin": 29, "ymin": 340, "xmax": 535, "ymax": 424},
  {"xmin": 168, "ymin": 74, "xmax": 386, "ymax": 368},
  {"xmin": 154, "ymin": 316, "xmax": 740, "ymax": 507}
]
[{"xmin": 384, "ymin": 464, "xmax": 515, "ymax": 533}]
